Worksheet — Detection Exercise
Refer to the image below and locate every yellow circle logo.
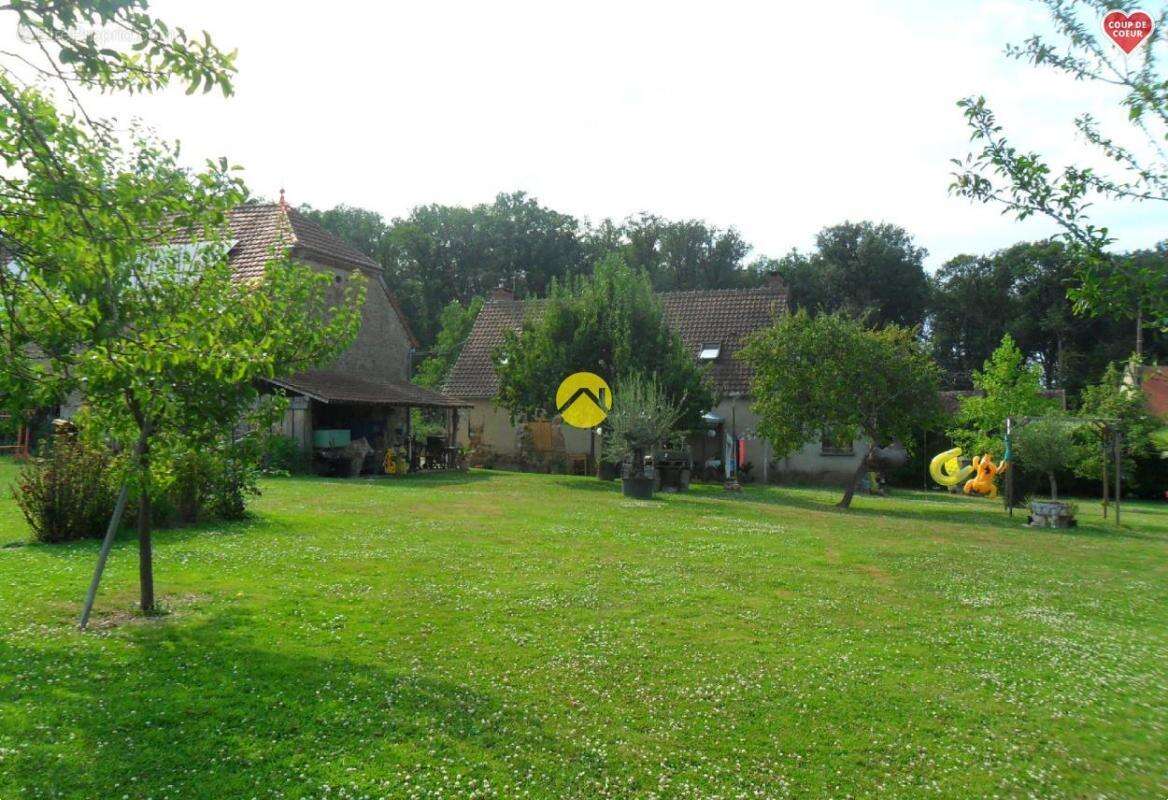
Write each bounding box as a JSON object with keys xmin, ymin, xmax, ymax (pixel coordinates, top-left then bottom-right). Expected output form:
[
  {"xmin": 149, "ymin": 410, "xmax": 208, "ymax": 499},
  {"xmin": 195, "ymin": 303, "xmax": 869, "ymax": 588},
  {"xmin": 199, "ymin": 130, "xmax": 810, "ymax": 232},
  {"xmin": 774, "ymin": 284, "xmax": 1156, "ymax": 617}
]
[{"xmin": 555, "ymin": 372, "xmax": 612, "ymax": 429}]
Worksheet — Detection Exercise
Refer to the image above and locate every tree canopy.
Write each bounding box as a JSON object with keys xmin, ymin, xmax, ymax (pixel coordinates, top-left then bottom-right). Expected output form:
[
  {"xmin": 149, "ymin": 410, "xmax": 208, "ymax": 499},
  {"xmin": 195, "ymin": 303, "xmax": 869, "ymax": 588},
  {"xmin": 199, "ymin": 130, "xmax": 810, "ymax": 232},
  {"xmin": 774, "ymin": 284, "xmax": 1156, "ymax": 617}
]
[
  {"xmin": 929, "ymin": 240, "xmax": 1167, "ymax": 395},
  {"xmin": 494, "ymin": 255, "xmax": 714, "ymax": 430},
  {"xmin": 740, "ymin": 310, "xmax": 944, "ymax": 507},
  {"xmin": 951, "ymin": 0, "xmax": 1168, "ymax": 328},
  {"xmin": 770, "ymin": 221, "xmax": 931, "ymax": 328}
]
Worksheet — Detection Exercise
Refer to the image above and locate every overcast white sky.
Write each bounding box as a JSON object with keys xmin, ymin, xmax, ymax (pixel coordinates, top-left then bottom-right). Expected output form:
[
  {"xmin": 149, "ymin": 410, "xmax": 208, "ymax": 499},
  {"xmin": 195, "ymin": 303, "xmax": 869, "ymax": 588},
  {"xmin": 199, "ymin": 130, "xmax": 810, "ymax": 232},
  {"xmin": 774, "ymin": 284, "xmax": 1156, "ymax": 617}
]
[{"xmin": 14, "ymin": 0, "xmax": 1168, "ymax": 268}]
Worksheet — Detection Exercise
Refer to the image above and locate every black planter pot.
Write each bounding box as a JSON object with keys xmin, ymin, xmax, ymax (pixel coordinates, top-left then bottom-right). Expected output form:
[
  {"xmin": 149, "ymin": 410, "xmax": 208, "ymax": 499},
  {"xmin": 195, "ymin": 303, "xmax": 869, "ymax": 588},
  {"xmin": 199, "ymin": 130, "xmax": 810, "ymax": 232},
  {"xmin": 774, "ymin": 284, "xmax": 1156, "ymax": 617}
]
[
  {"xmin": 597, "ymin": 461, "xmax": 620, "ymax": 481},
  {"xmin": 621, "ymin": 476, "xmax": 655, "ymax": 499}
]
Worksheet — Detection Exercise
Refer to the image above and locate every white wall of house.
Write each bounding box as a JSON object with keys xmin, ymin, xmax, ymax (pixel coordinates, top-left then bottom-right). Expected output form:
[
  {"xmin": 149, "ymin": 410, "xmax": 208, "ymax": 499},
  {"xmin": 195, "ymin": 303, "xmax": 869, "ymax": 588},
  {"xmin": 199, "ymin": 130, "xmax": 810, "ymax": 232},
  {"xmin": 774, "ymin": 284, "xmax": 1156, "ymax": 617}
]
[{"xmin": 458, "ymin": 397, "xmax": 864, "ymax": 483}]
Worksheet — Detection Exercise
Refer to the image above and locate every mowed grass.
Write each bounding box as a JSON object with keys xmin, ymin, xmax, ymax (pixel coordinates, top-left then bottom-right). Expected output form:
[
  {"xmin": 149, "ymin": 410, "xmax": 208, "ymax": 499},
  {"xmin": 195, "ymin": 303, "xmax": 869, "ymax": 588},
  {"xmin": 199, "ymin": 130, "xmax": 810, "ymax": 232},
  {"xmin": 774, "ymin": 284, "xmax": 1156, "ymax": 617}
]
[{"xmin": 0, "ymin": 459, "xmax": 1166, "ymax": 799}]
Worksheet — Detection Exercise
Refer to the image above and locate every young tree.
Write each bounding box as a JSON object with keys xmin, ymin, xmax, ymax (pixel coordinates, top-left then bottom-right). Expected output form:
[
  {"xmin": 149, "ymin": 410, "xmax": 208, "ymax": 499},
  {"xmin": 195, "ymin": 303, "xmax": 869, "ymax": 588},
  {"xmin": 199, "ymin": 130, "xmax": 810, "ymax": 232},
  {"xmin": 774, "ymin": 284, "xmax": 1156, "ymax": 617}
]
[
  {"xmin": 1014, "ymin": 417, "xmax": 1082, "ymax": 501},
  {"xmin": 0, "ymin": 2, "xmax": 363, "ymax": 613},
  {"xmin": 1074, "ymin": 359, "xmax": 1159, "ymax": 484},
  {"xmin": 949, "ymin": 335, "xmax": 1058, "ymax": 458},
  {"xmin": 601, "ymin": 373, "xmax": 684, "ymax": 465},
  {"xmin": 740, "ymin": 310, "xmax": 944, "ymax": 508},
  {"xmin": 495, "ymin": 254, "xmax": 714, "ymax": 429},
  {"xmin": 951, "ymin": 0, "xmax": 1168, "ymax": 327}
]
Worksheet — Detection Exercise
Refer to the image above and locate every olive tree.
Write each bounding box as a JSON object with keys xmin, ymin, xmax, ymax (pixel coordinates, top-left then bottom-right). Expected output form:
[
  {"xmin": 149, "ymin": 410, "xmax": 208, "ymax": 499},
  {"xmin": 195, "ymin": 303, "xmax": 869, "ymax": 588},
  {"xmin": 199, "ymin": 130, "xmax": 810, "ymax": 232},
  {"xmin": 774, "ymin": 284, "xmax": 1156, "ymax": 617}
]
[
  {"xmin": 1013, "ymin": 417, "xmax": 1084, "ymax": 501},
  {"xmin": 601, "ymin": 373, "xmax": 684, "ymax": 467}
]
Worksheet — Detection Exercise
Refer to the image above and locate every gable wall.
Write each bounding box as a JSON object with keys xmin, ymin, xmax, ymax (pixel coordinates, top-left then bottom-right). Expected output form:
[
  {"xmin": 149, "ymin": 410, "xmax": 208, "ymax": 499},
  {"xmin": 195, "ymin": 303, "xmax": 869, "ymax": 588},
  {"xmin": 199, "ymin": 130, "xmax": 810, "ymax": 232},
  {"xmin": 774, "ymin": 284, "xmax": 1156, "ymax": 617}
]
[{"xmin": 301, "ymin": 258, "xmax": 412, "ymax": 384}]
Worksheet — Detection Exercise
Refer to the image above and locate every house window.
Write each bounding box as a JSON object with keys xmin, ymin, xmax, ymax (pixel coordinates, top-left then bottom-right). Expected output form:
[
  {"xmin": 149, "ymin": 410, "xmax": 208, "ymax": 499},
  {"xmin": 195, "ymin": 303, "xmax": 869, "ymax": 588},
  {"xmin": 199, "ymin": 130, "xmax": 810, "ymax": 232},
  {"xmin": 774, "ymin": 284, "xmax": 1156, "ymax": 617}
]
[
  {"xmin": 820, "ymin": 432, "xmax": 854, "ymax": 456},
  {"xmin": 698, "ymin": 343, "xmax": 721, "ymax": 361}
]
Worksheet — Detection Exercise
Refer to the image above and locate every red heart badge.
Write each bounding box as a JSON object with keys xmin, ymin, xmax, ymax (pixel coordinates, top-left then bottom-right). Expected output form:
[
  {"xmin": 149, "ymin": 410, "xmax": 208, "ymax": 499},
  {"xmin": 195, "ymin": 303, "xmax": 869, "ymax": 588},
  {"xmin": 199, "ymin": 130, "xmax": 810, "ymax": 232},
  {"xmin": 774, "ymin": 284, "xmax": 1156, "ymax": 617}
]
[{"xmin": 1102, "ymin": 9, "xmax": 1154, "ymax": 54}]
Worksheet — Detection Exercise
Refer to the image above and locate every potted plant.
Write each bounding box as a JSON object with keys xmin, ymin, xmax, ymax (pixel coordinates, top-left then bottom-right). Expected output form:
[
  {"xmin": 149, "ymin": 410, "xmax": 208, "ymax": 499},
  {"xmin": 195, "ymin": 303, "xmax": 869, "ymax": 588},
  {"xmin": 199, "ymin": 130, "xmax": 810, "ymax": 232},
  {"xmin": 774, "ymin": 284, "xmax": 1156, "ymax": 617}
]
[
  {"xmin": 1014, "ymin": 417, "xmax": 1082, "ymax": 528},
  {"xmin": 603, "ymin": 374, "xmax": 684, "ymax": 499}
]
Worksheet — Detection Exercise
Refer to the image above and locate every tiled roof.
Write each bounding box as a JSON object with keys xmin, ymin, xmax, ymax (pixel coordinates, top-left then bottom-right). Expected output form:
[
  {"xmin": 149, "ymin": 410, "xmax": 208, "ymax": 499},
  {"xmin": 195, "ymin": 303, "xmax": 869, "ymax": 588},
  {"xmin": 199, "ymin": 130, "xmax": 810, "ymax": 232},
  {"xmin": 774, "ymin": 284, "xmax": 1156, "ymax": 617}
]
[
  {"xmin": 443, "ymin": 300, "xmax": 529, "ymax": 400},
  {"xmin": 660, "ymin": 287, "xmax": 787, "ymax": 397},
  {"xmin": 268, "ymin": 370, "xmax": 470, "ymax": 408},
  {"xmin": 174, "ymin": 203, "xmax": 418, "ymax": 347},
  {"xmin": 443, "ymin": 282, "xmax": 789, "ymax": 400},
  {"xmin": 211, "ymin": 203, "xmax": 381, "ymax": 280},
  {"xmin": 1137, "ymin": 366, "xmax": 1168, "ymax": 419}
]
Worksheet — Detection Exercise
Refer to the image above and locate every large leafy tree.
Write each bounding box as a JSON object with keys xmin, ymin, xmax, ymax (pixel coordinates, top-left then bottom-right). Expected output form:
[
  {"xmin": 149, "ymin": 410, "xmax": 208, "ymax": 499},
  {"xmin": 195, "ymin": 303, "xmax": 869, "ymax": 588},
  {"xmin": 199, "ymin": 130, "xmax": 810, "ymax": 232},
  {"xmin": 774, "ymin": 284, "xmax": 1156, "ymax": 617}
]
[
  {"xmin": 306, "ymin": 192, "xmax": 588, "ymax": 346},
  {"xmin": 495, "ymin": 255, "xmax": 714, "ymax": 430},
  {"xmin": 930, "ymin": 241, "xmax": 1167, "ymax": 395},
  {"xmin": 740, "ymin": 310, "xmax": 944, "ymax": 508},
  {"xmin": 952, "ymin": 0, "xmax": 1168, "ymax": 327},
  {"xmin": 768, "ymin": 221, "xmax": 930, "ymax": 327},
  {"xmin": 600, "ymin": 214, "xmax": 756, "ymax": 291},
  {"xmin": 929, "ymin": 252, "xmax": 1020, "ymax": 382},
  {"xmin": 0, "ymin": 1, "xmax": 362, "ymax": 613}
]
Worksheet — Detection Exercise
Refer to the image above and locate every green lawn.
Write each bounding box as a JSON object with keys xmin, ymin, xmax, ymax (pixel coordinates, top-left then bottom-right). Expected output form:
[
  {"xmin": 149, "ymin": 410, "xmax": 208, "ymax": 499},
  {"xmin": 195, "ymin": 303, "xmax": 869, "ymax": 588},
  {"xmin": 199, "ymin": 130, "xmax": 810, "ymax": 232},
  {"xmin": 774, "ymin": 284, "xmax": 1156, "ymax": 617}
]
[{"xmin": 1, "ymin": 459, "xmax": 1166, "ymax": 799}]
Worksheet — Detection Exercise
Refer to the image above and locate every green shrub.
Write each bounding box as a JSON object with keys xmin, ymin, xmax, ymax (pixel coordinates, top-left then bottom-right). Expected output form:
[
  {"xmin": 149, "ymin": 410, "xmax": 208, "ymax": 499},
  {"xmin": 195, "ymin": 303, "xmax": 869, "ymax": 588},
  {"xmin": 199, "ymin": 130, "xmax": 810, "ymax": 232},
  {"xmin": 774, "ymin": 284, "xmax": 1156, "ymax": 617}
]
[
  {"xmin": 156, "ymin": 436, "xmax": 261, "ymax": 523},
  {"xmin": 205, "ymin": 438, "xmax": 260, "ymax": 520},
  {"xmin": 13, "ymin": 438, "xmax": 117, "ymax": 543},
  {"xmin": 261, "ymin": 435, "xmax": 312, "ymax": 475}
]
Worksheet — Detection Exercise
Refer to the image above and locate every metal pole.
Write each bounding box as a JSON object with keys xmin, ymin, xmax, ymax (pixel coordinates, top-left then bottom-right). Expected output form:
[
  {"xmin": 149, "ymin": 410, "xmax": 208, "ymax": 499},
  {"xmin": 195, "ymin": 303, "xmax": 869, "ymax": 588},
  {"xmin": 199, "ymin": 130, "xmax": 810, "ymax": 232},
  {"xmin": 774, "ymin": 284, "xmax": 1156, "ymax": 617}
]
[
  {"xmin": 79, "ymin": 482, "xmax": 130, "ymax": 630},
  {"xmin": 1114, "ymin": 430, "xmax": 1122, "ymax": 527},
  {"xmin": 1004, "ymin": 417, "xmax": 1013, "ymax": 515},
  {"xmin": 1101, "ymin": 433, "xmax": 1109, "ymax": 519}
]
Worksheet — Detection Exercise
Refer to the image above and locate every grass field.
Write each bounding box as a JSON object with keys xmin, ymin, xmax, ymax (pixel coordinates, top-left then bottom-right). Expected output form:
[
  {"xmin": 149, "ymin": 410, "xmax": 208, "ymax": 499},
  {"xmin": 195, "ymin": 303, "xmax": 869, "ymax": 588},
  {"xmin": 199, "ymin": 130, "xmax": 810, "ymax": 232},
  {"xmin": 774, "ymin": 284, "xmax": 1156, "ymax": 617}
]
[{"xmin": 0, "ymin": 458, "xmax": 1166, "ymax": 799}]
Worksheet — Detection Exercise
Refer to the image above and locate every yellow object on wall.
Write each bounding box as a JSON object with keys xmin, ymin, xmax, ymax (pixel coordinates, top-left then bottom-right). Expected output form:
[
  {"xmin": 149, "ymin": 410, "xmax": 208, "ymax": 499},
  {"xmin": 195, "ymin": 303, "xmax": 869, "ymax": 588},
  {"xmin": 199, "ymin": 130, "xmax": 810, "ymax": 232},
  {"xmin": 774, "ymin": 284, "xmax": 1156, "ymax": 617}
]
[
  {"xmin": 963, "ymin": 454, "xmax": 1008, "ymax": 499},
  {"xmin": 929, "ymin": 447, "xmax": 974, "ymax": 487}
]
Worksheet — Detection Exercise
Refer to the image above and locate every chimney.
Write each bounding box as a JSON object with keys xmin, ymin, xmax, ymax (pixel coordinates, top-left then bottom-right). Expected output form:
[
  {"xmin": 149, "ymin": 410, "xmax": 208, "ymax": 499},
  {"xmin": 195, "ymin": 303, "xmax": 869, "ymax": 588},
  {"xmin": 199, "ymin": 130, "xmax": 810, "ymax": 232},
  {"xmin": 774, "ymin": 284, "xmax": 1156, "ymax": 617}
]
[{"xmin": 490, "ymin": 286, "xmax": 515, "ymax": 301}]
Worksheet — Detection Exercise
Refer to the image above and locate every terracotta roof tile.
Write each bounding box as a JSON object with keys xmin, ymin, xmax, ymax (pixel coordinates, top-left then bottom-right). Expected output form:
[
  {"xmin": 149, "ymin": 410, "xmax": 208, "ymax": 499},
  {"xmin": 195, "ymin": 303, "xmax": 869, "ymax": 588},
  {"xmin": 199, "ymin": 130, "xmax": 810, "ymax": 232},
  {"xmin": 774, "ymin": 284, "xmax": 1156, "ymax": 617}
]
[
  {"xmin": 444, "ymin": 283, "xmax": 789, "ymax": 400},
  {"xmin": 173, "ymin": 203, "xmax": 418, "ymax": 347},
  {"xmin": 1138, "ymin": 366, "xmax": 1168, "ymax": 419}
]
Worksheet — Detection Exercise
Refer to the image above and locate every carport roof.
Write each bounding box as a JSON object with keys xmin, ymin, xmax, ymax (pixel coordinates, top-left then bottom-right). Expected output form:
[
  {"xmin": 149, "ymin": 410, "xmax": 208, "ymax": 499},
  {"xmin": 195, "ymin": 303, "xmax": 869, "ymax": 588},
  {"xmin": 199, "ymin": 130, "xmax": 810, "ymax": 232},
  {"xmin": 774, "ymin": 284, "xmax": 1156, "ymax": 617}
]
[{"xmin": 267, "ymin": 370, "xmax": 470, "ymax": 408}]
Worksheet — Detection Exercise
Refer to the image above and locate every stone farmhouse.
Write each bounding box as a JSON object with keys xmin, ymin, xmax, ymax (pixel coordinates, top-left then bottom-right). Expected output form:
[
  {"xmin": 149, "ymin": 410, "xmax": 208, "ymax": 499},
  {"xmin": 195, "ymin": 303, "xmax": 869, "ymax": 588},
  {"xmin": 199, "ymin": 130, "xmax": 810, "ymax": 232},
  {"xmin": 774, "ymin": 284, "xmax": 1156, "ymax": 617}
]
[{"xmin": 183, "ymin": 199, "xmax": 468, "ymax": 471}]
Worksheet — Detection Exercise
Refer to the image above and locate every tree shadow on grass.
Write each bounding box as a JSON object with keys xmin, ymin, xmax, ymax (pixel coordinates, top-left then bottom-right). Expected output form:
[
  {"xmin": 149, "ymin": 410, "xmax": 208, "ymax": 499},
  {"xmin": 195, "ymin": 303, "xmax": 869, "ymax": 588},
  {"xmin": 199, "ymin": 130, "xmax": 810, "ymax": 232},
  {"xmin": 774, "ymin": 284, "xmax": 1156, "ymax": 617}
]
[
  {"xmin": 0, "ymin": 607, "xmax": 611, "ymax": 799},
  {"xmin": 277, "ymin": 469, "xmax": 499, "ymax": 489},
  {"xmin": 666, "ymin": 484, "xmax": 1158, "ymax": 541}
]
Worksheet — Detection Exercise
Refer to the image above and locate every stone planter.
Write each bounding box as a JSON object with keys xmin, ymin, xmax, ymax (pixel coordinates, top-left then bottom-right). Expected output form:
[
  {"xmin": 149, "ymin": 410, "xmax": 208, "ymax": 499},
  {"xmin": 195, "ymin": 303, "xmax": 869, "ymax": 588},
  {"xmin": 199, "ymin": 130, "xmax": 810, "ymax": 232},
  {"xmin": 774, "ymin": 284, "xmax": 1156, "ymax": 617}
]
[
  {"xmin": 621, "ymin": 476, "xmax": 655, "ymax": 499},
  {"xmin": 1027, "ymin": 500, "xmax": 1077, "ymax": 528}
]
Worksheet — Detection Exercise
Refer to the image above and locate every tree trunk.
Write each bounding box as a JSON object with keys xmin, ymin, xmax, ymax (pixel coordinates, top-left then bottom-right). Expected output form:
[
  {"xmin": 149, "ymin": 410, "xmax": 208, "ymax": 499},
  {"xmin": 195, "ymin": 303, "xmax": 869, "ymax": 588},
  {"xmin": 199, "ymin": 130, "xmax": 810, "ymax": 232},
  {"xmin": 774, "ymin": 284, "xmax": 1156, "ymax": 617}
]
[
  {"xmin": 838, "ymin": 444, "xmax": 874, "ymax": 509},
  {"xmin": 133, "ymin": 428, "xmax": 155, "ymax": 613},
  {"xmin": 1048, "ymin": 473, "xmax": 1058, "ymax": 502}
]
